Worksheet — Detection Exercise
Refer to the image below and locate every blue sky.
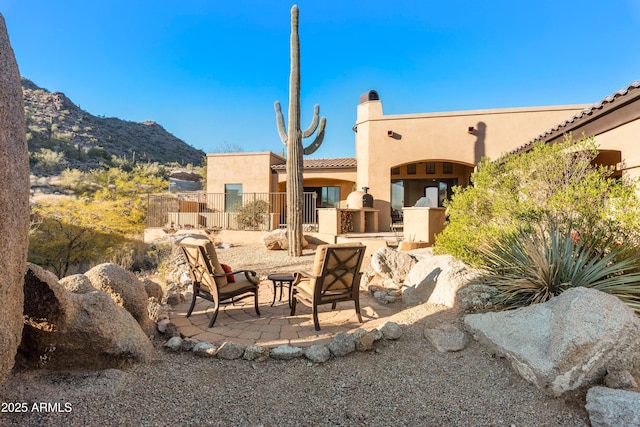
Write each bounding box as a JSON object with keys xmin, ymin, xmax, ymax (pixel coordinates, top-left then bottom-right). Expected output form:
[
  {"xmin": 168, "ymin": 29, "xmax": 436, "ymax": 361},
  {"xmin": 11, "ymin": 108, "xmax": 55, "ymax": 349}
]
[{"xmin": 2, "ymin": 0, "xmax": 639, "ymax": 160}]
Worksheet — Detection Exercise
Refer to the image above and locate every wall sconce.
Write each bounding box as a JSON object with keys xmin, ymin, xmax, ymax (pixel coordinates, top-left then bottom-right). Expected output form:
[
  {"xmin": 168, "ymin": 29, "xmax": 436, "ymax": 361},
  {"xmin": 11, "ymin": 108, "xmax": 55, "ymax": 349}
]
[
  {"xmin": 387, "ymin": 130, "xmax": 396, "ymax": 138},
  {"xmin": 467, "ymin": 126, "xmax": 476, "ymax": 134}
]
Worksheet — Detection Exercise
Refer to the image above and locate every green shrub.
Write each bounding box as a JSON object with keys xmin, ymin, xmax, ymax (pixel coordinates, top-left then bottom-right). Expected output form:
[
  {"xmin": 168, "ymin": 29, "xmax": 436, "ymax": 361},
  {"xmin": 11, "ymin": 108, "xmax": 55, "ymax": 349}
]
[
  {"xmin": 434, "ymin": 135, "xmax": 640, "ymax": 265},
  {"xmin": 480, "ymin": 221, "xmax": 640, "ymax": 314}
]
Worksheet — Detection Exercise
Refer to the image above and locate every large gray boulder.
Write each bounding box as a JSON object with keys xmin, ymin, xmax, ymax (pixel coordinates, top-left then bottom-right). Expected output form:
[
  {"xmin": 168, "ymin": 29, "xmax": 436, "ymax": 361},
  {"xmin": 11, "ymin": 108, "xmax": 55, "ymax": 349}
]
[
  {"xmin": 59, "ymin": 274, "xmax": 95, "ymax": 294},
  {"xmin": 0, "ymin": 13, "xmax": 30, "ymax": 385},
  {"xmin": 464, "ymin": 287, "xmax": 640, "ymax": 397},
  {"xmin": 370, "ymin": 247, "xmax": 417, "ymax": 289},
  {"xmin": 85, "ymin": 263, "xmax": 154, "ymax": 334},
  {"xmin": 23, "ymin": 264, "xmax": 73, "ymax": 330},
  {"xmin": 402, "ymin": 254, "xmax": 481, "ymax": 307},
  {"xmin": 19, "ymin": 265, "xmax": 153, "ymax": 370},
  {"xmin": 585, "ymin": 386, "xmax": 640, "ymax": 427}
]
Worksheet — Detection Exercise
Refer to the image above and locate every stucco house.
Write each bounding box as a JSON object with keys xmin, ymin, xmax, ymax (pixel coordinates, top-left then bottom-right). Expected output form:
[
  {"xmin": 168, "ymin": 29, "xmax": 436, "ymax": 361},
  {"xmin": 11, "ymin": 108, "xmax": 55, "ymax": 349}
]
[
  {"xmin": 207, "ymin": 81, "xmax": 640, "ymax": 234},
  {"xmin": 198, "ymin": 80, "xmax": 639, "ymax": 236}
]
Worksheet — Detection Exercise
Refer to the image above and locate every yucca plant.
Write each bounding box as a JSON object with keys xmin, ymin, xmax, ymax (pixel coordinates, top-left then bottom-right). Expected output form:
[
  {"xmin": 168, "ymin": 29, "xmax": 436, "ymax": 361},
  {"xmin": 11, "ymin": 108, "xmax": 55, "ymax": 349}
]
[{"xmin": 480, "ymin": 222, "xmax": 640, "ymax": 314}]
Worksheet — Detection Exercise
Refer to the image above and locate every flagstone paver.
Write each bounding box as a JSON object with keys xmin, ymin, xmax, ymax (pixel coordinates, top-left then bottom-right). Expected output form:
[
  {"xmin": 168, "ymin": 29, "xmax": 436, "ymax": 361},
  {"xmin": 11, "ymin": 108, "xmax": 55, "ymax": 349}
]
[{"xmin": 169, "ymin": 279, "xmax": 404, "ymax": 348}]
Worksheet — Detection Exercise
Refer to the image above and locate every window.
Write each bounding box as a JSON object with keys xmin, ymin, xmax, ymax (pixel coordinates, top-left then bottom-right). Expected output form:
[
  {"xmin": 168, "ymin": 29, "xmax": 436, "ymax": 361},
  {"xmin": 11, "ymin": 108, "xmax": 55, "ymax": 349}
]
[
  {"xmin": 426, "ymin": 162, "xmax": 436, "ymax": 174},
  {"xmin": 407, "ymin": 163, "xmax": 417, "ymax": 175},
  {"xmin": 443, "ymin": 162, "xmax": 453, "ymax": 174},
  {"xmin": 224, "ymin": 184, "xmax": 242, "ymax": 212},
  {"xmin": 305, "ymin": 186, "xmax": 340, "ymax": 208},
  {"xmin": 391, "ymin": 167, "xmax": 400, "ymax": 175}
]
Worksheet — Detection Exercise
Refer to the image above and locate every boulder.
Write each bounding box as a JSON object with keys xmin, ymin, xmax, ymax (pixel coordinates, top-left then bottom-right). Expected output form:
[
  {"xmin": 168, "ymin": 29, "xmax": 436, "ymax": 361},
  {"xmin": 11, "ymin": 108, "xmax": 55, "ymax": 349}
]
[
  {"xmin": 20, "ymin": 289, "xmax": 154, "ymax": 370},
  {"xmin": 304, "ymin": 345, "xmax": 331, "ymax": 363},
  {"xmin": 180, "ymin": 338, "xmax": 198, "ymax": 352},
  {"xmin": 142, "ymin": 278, "xmax": 163, "ymax": 301},
  {"xmin": 260, "ymin": 228, "xmax": 308, "ymax": 251},
  {"xmin": 370, "ymin": 247, "xmax": 417, "ymax": 288},
  {"xmin": 585, "ymin": 386, "xmax": 640, "ymax": 427},
  {"xmin": 464, "ymin": 287, "xmax": 640, "ymax": 397},
  {"xmin": 216, "ymin": 342, "xmax": 245, "ymax": 360},
  {"xmin": 23, "ymin": 264, "xmax": 72, "ymax": 332},
  {"xmin": 328, "ymin": 332, "xmax": 356, "ymax": 357},
  {"xmin": 604, "ymin": 369, "xmax": 638, "ymax": 390},
  {"xmin": 193, "ymin": 342, "xmax": 218, "ymax": 358},
  {"xmin": 380, "ymin": 322, "xmax": 403, "ymax": 340},
  {"xmin": 243, "ymin": 345, "xmax": 270, "ymax": 362},
  {"xmin": 353, "ymin": 328, "xmax": 375, "ymax": 352},
  {"xmin": 164, "ymin": 336, "xmax": 183, "ymax": 352},
  {"xmin": 402, "ymin": 254, "xmax": 481, "ymax": 307},
  {"xmin": 270, "ymin": 344, "xmax": 303, "ymax": 360},
  {"xmin": 424, "ymin": 324, "xmax": 468, "ymax": 352},
  {"xmin": 0, "ymin": 13, "xmax": 30, "ymax": 385},
  {"xmin": 59, "ymin": 274, "xmax": 95, "ymax": 294},
  {"xmin": 85, "ymin": 263, "xmax": 154, "ymax": 334}
]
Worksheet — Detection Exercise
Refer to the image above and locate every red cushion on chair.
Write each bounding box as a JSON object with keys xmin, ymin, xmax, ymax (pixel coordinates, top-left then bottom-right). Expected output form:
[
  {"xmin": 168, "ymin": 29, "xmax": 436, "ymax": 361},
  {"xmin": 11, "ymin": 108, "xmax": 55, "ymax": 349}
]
[{"xmin": 220, "ymin": 263, "xmax": 235, "ymax": 283}]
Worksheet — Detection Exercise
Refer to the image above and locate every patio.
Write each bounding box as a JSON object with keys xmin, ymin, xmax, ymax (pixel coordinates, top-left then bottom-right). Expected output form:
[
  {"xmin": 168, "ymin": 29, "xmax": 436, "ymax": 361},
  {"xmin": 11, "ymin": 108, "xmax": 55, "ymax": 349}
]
[{"xmin": 169, "ymin": 277, "xmax": 404, "ymax": 348}]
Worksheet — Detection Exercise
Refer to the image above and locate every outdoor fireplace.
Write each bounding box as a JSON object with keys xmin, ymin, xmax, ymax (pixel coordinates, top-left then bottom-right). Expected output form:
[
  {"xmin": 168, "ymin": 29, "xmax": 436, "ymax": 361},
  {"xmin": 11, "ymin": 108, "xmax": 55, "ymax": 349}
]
[{"xmin": 346, "ymin": 187, "xmax": 374, "ymax": 209}]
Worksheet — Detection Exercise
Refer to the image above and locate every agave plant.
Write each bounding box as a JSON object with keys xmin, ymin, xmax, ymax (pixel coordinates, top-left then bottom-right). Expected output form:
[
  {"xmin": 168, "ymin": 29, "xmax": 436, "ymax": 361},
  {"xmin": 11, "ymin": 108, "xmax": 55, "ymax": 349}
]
[{"xmin": 480, "ymin": 222, "xmax": 640, "ymax": 314}]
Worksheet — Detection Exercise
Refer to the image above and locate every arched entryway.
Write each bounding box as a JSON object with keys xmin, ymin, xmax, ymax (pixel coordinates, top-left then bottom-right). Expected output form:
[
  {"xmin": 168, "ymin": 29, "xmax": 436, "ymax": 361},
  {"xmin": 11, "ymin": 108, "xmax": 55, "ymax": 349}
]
[{"xmin": 390, "ymin": 160, "xmax": 474, "ymax": 215}]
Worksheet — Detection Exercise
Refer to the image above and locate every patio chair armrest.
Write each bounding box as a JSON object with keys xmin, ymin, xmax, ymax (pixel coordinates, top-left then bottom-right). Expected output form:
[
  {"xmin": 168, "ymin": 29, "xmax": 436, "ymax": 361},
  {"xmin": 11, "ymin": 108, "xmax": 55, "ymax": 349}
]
[{"xmin": 293, "ymin": 271, "xmax": 318, "ymax": 284}]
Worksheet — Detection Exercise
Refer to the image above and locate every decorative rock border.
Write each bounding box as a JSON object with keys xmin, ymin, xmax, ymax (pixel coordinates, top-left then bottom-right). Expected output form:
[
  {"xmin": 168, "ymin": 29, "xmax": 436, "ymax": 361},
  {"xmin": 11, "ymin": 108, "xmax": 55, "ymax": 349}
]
[{"xmin": 161, "ymin": 321, "xmax": 403, "ymax": 363}]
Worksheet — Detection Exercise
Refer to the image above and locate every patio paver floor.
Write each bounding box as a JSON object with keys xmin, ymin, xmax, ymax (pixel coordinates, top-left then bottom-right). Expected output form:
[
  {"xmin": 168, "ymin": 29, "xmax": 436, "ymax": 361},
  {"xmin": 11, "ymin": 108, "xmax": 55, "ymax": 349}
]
[{"xmin": 169, "ymin": 279, "xmax": 404, "ymax": 348}]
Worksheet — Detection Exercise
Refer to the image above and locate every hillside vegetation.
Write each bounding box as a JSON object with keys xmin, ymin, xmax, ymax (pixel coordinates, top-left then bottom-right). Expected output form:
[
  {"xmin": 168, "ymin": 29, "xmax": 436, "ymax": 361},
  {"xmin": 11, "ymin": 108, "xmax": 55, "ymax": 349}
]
[{"xmin": 22, "ymin": 78, "xmax": 205, "ymax": 174}]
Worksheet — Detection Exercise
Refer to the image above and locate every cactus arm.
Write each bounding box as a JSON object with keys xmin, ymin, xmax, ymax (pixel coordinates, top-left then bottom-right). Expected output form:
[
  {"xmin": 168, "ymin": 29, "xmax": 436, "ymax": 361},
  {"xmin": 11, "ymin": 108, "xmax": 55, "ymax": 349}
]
[
  {"xmin": 274, "ymin": 101, "xmax": 288, "ymax": 145},
  {"xmin": 301, "ymin": 104, "xmax": 320, "ymax": 138},
  {"xmin": 303, "ymin": 116, "xmax": 326, "ymax": 155}
]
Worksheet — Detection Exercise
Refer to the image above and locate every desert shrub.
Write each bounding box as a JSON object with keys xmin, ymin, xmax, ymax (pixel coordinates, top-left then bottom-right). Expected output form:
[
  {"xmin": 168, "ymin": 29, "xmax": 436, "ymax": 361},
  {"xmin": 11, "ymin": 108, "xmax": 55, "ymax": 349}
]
[
  {"xmin": 480, "ymin": 221, "xmax": 640, "ymax": 314},
  {"xmin": 236, "ymin": 199, "xmax": 270, "ymax": 230},
  {"xmin": 107, "ymin": 239, "xmax": 170, "ymax": 272},
  {"xmin": 30, "ymin": 148, "xmax": 68, "ymax": 173},
  {"xmin": 434, "ymin": 135, "xmax": 640, "ymax": 265}
]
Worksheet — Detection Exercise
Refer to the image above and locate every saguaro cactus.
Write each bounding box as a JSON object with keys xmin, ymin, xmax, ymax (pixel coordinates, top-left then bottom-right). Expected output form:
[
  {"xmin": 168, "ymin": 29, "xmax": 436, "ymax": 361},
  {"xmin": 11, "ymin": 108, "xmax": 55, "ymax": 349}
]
[{"xmin": 275, "ymin": 4, "xmax": 326, "ymax": 257}]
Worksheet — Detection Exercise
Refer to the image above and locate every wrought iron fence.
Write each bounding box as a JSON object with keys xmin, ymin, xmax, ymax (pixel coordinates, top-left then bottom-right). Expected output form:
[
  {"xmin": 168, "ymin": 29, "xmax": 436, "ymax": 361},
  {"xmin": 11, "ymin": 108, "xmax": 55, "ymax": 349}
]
[{"xmin": 147, "ymin": 192, "xmax": 318, "ymax": 231}]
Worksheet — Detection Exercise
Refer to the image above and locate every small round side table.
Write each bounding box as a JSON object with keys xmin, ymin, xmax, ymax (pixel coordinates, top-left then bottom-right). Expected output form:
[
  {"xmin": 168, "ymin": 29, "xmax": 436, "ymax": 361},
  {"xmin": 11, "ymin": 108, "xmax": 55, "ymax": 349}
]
[{"xmin": 267, "ymin": 273, "xmax": 296, "ymax": 307}]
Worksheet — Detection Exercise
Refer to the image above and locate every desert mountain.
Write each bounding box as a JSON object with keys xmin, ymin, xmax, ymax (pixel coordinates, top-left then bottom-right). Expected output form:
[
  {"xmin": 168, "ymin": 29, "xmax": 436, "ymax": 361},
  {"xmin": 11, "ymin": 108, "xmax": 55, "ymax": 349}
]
[{"xmin": 22, "ymin": 78, "xmax": 205, "ymax": 173}]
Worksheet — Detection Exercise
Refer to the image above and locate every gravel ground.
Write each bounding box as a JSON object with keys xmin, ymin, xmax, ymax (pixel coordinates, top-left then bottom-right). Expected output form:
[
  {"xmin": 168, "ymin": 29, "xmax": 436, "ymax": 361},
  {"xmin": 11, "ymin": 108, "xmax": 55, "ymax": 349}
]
[{"xmin": 0, "ymin": 244, "xmax": 590, "ymax": 426}]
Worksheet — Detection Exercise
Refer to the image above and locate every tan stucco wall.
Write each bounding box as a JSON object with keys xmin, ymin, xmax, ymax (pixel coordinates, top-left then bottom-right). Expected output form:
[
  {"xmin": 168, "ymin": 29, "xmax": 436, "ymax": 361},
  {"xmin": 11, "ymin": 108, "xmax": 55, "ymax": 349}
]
[
  {"xmin": 594, "ymin": 118, "xmax": 640, "ymax": 180},
  {"xmin": 207, "ymin": 152, "xmax": 283, "ymax": 194},
  {"xmin": 355, "ymin": 100, "xmax": 587, "ymax": 229},
  {"xmin": 275, "ymin": 170, "xmax": 356, "ymax": 206}
]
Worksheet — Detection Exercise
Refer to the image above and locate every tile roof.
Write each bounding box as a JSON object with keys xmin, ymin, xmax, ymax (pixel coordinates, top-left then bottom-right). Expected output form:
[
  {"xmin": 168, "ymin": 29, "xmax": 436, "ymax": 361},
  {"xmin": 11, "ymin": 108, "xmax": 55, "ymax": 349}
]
[
  {"xmin": 509, "ymin": 80, "xmax": 640, "ymax": 155},
  {"xmin": 271, "ymin": 157, "xmax": 357, "ymax": 170}
]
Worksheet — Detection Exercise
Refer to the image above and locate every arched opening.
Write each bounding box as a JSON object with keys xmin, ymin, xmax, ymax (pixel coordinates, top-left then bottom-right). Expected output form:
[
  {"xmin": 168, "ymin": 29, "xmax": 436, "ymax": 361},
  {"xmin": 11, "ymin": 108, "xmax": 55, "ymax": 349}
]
[{"xmin": 390, "ymin": 160, "xmax": 474, "ymax": 215}]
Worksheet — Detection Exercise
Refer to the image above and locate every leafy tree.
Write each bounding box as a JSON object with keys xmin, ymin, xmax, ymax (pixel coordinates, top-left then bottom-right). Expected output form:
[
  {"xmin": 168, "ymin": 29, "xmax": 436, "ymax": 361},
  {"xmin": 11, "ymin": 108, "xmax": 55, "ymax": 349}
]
[
  {"xmin": 30, "ymin": 163, "xmax": 170, "ymax": 276},
  {"xmin": 434, "ymin": 135, "xmax": 640, "ymax": 265},
  {"xmin": 29, "ymin": 198, "xmax": 126, "ymax": 277}
]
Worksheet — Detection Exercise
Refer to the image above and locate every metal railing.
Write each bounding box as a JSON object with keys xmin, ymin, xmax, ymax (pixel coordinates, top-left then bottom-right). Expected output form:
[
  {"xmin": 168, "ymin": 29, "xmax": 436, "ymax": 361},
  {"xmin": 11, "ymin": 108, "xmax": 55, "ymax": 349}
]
[{"xmin": 147, "ymin": 192, "xmax": 318, "ymax": 231}]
